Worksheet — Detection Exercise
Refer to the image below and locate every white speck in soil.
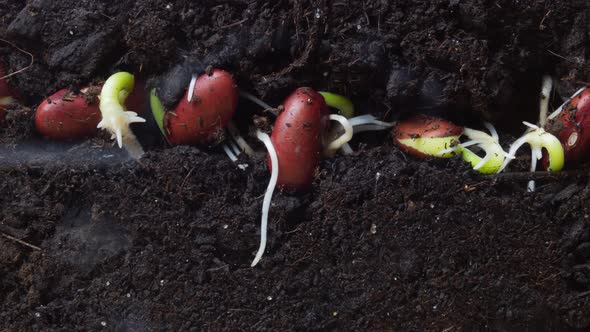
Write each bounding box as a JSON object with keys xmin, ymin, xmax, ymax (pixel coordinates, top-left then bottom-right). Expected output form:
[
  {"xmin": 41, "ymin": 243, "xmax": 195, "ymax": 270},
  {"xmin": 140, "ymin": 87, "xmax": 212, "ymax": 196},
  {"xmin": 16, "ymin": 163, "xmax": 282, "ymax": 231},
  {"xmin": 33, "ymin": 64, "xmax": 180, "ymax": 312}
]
[
  {"xmin": 106, "ymin": 281, "xmax": 110, "ymax": 286},
  {"xmin": 370, "ymin": 224, "xmax": 377, "ymax": 234},
  {"xmin": 126, "ymin": 293, "xmax": 131, "ymax": 298},
  {"xmin": 101, "ymin": 321, "xmax": 107, "ymax": 327},
  {"xmin": 165, "ymin": 3, "xmax": 172, "ymax": 9},
  {"xmin": 430, "ymin": 203, "xmax": 435, "ymax": 209},
  {"xmin": 223, "ymin": 224, "xmax": 228, "ymax": 229},
  {"xmin": 375, "ymin": 172, "xmax": 381, "ymax": 181},
  {"xmin": 266, "ymin": 296, "xmax": 273, "ymax": 301},
  {"xmin": 315, "ymin": 8, "xmax": 321, "ymax": 19},
  {"xmin": 356, "ymin": 24, "xmax": 362, "ymax": 30},
  {"xmin": 34, "ymin": 312, "xmax": 40, "ymax": 318},
  {"xmin": 160, "ymin": 279, "xmax": 165, "ymax": 286}
]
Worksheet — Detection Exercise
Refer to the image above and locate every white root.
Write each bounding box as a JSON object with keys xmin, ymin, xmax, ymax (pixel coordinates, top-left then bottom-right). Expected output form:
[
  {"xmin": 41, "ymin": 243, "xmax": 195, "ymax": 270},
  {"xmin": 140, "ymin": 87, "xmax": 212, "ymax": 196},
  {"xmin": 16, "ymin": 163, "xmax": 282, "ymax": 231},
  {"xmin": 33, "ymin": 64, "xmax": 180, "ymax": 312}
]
[
  {"xmin": 325, "ymin": 114, "xmax": 394, "ymax": 157},
  {"xmin": 187, "ymin": 74, "xmax": 197, "ymax": 103},
  {"xmin": 222, "ymin": 143, "xmax": 238, "ymax": 162},
  {"xmin": 228, "ymin": 137, "xmax": 241, "ymax": 156},
  {"xmin": 498, "ymin": 132, "xmax": 530, "ymax": 173},
  {"xmin": 484, "ymin": 122, "xmax": 499, "ymax": 140},
  {"xmin": 227, "ymin": 122, "xmax": 255, "ymax": 157},
  {"xmin": 538, "ymin": 75, "xmax": 553, "ymax": 127},
  {"xmin": 547, "ymin": 86, "xmax": 587, "ymax": 121},
  {"xmin": 251, "ymin": 130, "xmax": 279, "ymax": 267},
  {"xmin": 341, "ymin": 143, "xmax": 354, "ymax": 155},
  {"xmin": 324, "ymin": 114, "xmax": 354, "ymax": 157},
  {"xmin": 348, "ymin": 114, "xmax": 392, "ymax": 127},
  {"xmin": 239, "ymin": 90, "xmax": 274, "ymax": 111}
]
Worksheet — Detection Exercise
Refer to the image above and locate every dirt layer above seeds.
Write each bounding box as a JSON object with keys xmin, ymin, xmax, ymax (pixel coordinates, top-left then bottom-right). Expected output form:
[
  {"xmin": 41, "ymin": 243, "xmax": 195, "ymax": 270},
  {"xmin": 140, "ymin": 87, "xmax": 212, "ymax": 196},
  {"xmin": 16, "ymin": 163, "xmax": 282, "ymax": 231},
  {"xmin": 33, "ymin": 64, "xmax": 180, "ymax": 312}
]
[{"xmin": 2, "ymin": 0, "xmax": 590, "ymax": 330}]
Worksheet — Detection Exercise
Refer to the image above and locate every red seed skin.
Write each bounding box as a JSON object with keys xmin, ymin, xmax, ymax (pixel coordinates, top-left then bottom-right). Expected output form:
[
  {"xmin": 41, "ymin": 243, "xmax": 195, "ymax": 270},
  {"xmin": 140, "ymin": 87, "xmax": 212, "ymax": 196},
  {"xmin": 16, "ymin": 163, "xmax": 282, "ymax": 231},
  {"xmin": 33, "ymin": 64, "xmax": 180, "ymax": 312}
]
[
  {"xmin": 35, "ymin": 88, "xmax": 101, "ymax": 140},
  {"xmin": 165, "ymin": 69, "xmax": 238, "ymax": 145},
  {"xmin": 546, "ymin": 87, "xmax": 590, "ymax": 166},
  {"xmin": 269, "ymin": 87, "xmax": 330, "ymax": 191},
  {"xmin": 392, "ymin": 114, "xmax": 463, "ymax": 158}
]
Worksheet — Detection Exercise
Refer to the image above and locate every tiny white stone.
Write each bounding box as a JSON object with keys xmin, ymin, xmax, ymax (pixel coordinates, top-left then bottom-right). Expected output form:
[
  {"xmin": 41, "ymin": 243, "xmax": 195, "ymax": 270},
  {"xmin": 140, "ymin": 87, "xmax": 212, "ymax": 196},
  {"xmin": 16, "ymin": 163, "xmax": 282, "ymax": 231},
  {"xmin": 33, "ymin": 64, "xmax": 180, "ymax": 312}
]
[
  {"xmin": 430, "ymin": 203, "xmax": 435, "ymax": 209},
  {"xmin": 160, "ymin": 279, "xmax": 165, "ymax": 286},
  {"xmin": 315, "ymin": 8, "xmax": 321, "ymax": 19},
  {"xmin": 266, "ymin": 296, "xmax": 273, "ymax": 301},
  {"xmin": 101, "ymin": 321, "xmax": 107, "ymax": 327},
  {"xmin": 223, "ymin": 224, "xmax": 228, "ymax": 229},
  {"xmin": 35, "ymin": 312, "xmax": 41, "ymax": 318},
  {"xmin": 69, "ymin": 31, "xmax": 74, "ymax": 35},
  {"xmin": 370, "ymin": 224, "xmax": 377, "ymax": 234},
  {"xmin": 126, "ymin": 293, "xmax": 131, "ymax": 298},
  {"xmin": 357, "ymin": 24, "xmax": 361, "ymax": 30},
  {"xmin": 106, "ymin": 281, "xmax": 110, "ymax": 286}
]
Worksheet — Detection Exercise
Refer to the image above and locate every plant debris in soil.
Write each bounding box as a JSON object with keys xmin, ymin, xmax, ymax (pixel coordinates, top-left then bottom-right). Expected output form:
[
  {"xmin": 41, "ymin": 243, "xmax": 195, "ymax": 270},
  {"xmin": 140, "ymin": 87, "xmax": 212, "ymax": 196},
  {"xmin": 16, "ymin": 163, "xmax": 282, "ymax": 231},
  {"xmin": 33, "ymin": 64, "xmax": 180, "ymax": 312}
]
[{"xmin": 2, "ymin": 0, "xmax": 590, "ymax": 331}]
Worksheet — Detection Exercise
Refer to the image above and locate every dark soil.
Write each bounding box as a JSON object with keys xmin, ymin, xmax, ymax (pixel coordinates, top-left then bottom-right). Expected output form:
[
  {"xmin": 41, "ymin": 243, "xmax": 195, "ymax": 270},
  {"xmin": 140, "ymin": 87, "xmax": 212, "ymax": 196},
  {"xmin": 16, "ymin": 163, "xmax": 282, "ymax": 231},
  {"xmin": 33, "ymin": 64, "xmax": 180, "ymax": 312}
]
[{"xmin": 2, "ymin": 0, "xmax": 590, "ymax": 331}]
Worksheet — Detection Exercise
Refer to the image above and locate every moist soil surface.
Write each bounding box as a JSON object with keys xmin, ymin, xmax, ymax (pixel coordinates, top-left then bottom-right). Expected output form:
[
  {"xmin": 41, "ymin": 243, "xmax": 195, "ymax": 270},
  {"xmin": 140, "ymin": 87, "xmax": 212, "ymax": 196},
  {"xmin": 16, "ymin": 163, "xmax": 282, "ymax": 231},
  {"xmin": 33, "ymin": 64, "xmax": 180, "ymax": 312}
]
[{"xmin": 2, "ymin": 1, "xmax": 590, "ymax": 331}]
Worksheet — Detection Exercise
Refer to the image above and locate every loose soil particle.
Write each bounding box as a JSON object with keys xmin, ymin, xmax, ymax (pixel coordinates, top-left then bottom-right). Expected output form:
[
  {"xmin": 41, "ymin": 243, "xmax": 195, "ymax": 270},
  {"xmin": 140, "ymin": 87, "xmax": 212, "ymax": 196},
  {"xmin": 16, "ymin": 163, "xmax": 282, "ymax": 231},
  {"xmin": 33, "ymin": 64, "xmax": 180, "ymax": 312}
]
[{"xmin": 2, "ymin": 0, "xmax": 590, "ymax": 331}]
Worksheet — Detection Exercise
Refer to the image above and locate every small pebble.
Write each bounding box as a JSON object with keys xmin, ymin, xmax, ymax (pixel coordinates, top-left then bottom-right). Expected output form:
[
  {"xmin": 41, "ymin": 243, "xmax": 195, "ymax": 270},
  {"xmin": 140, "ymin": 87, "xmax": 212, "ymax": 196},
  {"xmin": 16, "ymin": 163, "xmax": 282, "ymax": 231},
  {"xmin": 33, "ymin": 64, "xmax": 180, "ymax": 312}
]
[
  {"xmin": 370, "ymin": 224, "xmax": 377, "ymax": 234},
  {"xmin": 266, "ymin": 296, "xmax": 273, "ymax": 301},
  {"xmin": 101, "ymin": 321, "xmax": 107, "ymax": 327},
  {"xmin": 315, "ymin": 8, "xmax": 321, "ymax": 19}
]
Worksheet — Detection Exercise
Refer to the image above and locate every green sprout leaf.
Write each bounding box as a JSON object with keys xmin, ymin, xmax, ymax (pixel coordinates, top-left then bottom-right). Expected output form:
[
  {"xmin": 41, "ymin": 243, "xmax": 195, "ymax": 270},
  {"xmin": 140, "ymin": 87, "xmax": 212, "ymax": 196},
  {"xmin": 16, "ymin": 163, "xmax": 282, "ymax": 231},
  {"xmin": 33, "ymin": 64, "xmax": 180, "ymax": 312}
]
[
  {"xmin": 319, "ymin": 91, "xmax": 354, "ymax": 118},
  {"xmin": 149, "ymin": 88, "xmax": 166, "ymax": 138}
]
